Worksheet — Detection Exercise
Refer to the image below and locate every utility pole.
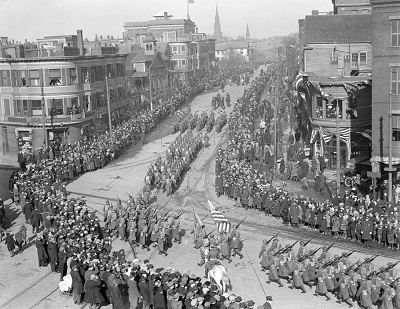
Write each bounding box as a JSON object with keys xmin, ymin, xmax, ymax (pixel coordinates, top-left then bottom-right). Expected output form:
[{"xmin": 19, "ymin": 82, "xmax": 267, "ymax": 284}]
[
  {"xmin": 274, "ymin": 69, "xmax": 279, "ymax": 179},
  {"xmin": 336, "ymin": 85, "xmax": 341, "ymax": 196},
  {"xmin": 385, "ymin": 93, "xmax": 396, "ymax": 202},
  {"xmin": 41, "ymin": 84, "xmax": 47, "ymax": 147},
  {"xmin": 105, "ymin": 77, "xmax": 113, "ymax": 143},
  {"xmin": 149, "ymin": 68, "xmax": 153, "ymax": 111}
]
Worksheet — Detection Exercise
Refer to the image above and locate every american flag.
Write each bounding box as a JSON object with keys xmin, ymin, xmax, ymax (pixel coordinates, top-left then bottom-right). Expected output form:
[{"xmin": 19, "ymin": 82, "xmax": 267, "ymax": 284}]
[{"xmin": 208, "ymin": 200, "xmax": 231, "ymax": 233}]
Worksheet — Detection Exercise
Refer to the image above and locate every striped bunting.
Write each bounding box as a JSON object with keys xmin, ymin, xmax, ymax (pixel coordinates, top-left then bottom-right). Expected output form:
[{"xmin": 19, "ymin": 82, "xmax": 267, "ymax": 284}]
[
  {"xmin": 208, "ymin": 200, "xmax": 231, "ymax": 233},
  {"xmin": 319, "ymin": 126, "xmax": 351, "ymax": 144}
]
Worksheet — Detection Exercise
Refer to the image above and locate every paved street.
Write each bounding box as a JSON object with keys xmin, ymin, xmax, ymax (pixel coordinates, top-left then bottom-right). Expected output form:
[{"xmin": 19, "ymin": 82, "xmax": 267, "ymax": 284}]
[{"xmin": 0, "ymin": 74, "xmax": 399, "ymax": 309}]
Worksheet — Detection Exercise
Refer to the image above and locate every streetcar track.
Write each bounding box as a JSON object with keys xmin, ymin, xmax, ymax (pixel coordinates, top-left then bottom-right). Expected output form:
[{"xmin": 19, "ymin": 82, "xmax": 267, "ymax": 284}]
[{"xmin": 3, "ymin": 71, "xmax": 261, "ymax": 308}]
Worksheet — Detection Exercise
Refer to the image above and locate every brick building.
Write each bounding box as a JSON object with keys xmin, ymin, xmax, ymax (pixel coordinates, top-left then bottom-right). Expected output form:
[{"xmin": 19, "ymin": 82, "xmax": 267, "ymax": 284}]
[
  {"xmin": 0, "ymin": 30, "xmax": 139, "ymax": 163},
  {"xmin": 370, "ymin": 0, "xmax": 400, "ymax": 174},
  {"xmin": 123, "ymin": 12, "xmax": 196, "ymax": 43},
  {"xmin": 296, "ymin": 10, "xmax": 373, "ymax": 169},
  {"xmin": 332, "ymin": 0, "xmax": 372, "ymax": 14}
]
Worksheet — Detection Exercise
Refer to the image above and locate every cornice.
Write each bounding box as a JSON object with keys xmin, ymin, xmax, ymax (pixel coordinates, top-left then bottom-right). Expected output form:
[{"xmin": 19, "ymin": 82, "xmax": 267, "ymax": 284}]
[{"xmin": 371, "ymin": 0, "xmax": 400, "ymax": 5}]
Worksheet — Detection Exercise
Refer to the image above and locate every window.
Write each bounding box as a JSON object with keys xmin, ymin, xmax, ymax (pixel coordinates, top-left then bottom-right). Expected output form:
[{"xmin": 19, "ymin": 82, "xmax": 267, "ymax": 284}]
[
  {"xmin": 49, "ymin": 69, "xmax": 62, "ymax": 85},
  {"xmin": 29, "ymin": 70, "xmax": 40, "ymax": 86},
  {"xmin": 171, "ymin": 60, "xmax": 178, "ymax": 70},
  {"xmin": 181, "ymin": 46, "xmax": 186, "ymax": 54},
  {"xmin": 172, "ymin": 46, "xmax": 178, "ymax": 54},
  {"xmin": 359, "ymin": 52, "xmax": 367, "ymax": 65},
  {"xmin": 393, "ymin": 114, "xmax": 400, "ymax": 141},
  {"xmin": 3, "ymin": 99, "xmax": 10, "ymax": 115},
  {"xmin": 391, "ymin": 67, "xmax": 400, "ymax": 95},
  {"xmin": 13, "ymin": 70, "xmax": 26, "ymax": 86},
  {"xmin": 391, "ymin": 20, "xmax": 400, "ymax": 47},
  {"xmin": 82, "ymin": 67, "xmax": 90, "ymax": 83},
  {"xmin": 50, "ymin": 99, "xmax": 64, "ymax": 115},
  {"xmin": 163, "ymin": 31, "xmax": 176, "ymax": 42},
  {"xmin": 69, "ymin": 68, "xmax": 77, "ymax": 84},
  {"xmin": 1, "ymin": 70, "xmax": 10, "ymax": 86},
  {"xmin": 181, "ymin": 59, "xmax": 187, "ymax": 68},
  {"xmin": 351, "ymin": 53, "xmax": 358, "ymax": 67},
  {"xmin": 31, "ymin": 100, "xmax": 42, "ymax": 116}
]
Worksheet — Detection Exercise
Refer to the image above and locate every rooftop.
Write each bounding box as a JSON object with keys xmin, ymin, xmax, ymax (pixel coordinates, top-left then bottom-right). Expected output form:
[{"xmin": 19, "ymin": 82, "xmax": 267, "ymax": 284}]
[
  {"xmin": 124, "ymin": 19, "xmax": 195, "ymax": 28},
  {"xmin": 304, "ymin": 14, "xmax": 372, "ymax": 44}
]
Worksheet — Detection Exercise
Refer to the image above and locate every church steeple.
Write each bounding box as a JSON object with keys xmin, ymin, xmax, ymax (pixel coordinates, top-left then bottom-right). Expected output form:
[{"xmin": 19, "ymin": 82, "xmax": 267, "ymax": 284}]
[
  {"xmin": 214, "ymin": 4, "xmax": 223, "ymax": 41},
  {"xmin": 246, "ymin": 23, "xmax": 250, "ymax": 40}
]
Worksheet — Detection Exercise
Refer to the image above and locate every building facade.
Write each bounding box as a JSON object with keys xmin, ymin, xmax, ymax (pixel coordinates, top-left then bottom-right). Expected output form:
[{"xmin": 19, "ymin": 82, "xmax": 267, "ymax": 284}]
[
  {"xmin": 124, "ymin": 12, "xmax": 197, "ymax": 43},
  {"xmin": 296, "ymin": 11, "xmax": 373, "ymax": 169},
  {"xmin": 370, "ymin": 0, "xmax": 400, "ymax": 172},
  {"xmin": 0, "ymin": 32, "xmax": 140, "ymax": 161},
  {"xmin": 333, "ymin": 0, "xmax": 372, "ymax": 15}
]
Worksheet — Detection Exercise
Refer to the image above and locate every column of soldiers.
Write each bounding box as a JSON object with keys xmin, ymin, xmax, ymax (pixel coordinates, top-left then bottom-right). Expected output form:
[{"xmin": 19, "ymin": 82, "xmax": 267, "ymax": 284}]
[
  {"xmin": 103, "ymin": 196, "xmax": 183, "ymax": 258},
  {"xmin": 257, "ymin": 236, "xmax": 400, "ymax": 308},
  {"xmin": 143, "ymin": 130, "xmax": 203, "ymax": 197}
]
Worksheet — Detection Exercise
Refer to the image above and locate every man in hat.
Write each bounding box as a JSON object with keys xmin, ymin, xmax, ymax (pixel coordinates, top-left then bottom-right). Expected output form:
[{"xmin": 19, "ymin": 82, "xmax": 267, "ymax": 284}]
[{"xmin": 204, "ymin": 241, "xmax": 220, "ymax": 279}]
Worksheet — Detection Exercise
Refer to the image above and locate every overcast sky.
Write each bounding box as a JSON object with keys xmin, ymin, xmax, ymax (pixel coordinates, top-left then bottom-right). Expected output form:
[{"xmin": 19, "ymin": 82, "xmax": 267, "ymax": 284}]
[{"xmin": 0, "ymin": 0, "xmax": 333, "ymax": 42}]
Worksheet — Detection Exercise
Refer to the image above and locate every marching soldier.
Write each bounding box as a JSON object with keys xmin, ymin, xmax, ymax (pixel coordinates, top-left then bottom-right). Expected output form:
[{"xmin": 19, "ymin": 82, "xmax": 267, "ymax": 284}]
[{"xmin": 229, "ymin": 227, "xmax": 243, "ymax": 259}]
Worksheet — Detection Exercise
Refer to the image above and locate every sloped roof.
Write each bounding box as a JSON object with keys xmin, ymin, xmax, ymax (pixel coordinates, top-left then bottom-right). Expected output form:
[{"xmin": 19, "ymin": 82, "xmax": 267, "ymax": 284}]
[
  {"xmin": 304, "ymin": 14, "xmax": 372, "ymax": 44},
  {"xmin": 132, "ymin": 51, "xmax": 155, "ymax": 63}
]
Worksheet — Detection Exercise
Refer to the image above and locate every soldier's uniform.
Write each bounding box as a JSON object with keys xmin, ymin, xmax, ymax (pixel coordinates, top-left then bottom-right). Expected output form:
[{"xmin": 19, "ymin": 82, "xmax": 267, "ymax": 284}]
[{"xmin": 204, "ymin": 243, "xmax": 220, "ymax": 278}]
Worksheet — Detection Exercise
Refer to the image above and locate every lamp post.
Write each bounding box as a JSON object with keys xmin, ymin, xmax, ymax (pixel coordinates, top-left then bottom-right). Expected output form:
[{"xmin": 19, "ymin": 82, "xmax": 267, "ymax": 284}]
[
  {"xmin": 336, "ymin": 85, "xmax": 341, "ymax": 196},
  {"xmin": 105, "ymin": 77, "xmax": 113, "ymax": 143}
]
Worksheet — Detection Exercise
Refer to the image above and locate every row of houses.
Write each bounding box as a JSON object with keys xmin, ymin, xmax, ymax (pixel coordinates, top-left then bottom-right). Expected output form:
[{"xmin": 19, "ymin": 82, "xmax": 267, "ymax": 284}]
[
  {"xmin": 295, "ymin": 0, "xmax": 399, "ymax": 185},
  {"xmin": 0, "ymin": 12, "xmax": 229, "ymax": 163}
]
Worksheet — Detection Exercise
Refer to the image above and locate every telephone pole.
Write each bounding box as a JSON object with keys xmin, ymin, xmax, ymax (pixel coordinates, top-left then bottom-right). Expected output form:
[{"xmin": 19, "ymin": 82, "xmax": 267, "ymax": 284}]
[
  {"xmin": 105, "ymin": 77, "xmax": 113, "ymax": 143},
  {"xmin": 41, "ymin": 84, "xmax": 48, "ymax": 147}
]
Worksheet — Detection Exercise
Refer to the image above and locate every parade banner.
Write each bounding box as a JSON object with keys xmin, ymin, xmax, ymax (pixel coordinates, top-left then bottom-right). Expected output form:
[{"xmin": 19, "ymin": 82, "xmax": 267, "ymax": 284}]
[{"xmin": 208, "ymin": 200, "xmax": 231, "ymax": 233}]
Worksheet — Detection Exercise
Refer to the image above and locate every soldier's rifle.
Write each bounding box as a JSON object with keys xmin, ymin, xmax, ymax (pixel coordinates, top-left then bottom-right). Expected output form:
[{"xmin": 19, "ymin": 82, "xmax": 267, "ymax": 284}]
[
  {"xmin": 325, "ymin": 242, "xmax": 335, "ymax": 252},
  {"xmin": 298, "ymin": 246, "xmax": 322, "ymax": 262},
  {"xmin": 175, "ymin": 211, "xmax": 185, "ymax": 220},
  {"xmin": 390, "ymin": 276, "xmax": 400, "ymax": 288},
  {"xmin": 342, "ymin": 250, "xmax": 357, "ymax": 258},
  {"xmin": 370, "ymin": 259, "xmax": 400, "ymax": 278},
  {"xmin": 302, "ymin": 238, "xmax": 314, "ymax": 247},
  {"xmin": 235, "ymin": 216, "xmax": 247, "ymax": 229},
  {"xmin": 353, "ymin": 255, "xmax": 379, "ymax": 273},
  {"xmin": 275, "ymin": 239, "xmax": 300, "ymax": 256},
  {"xmin": 204, "ymin": 229, "xmax": 215, "ymax": 238},
  {"xmin": 265, "ymin": 232, "xmax": 280, "ymax": 246},
  {"xmin": 322, "ymin": 254, "xmax": 342, "ymax": 268}
]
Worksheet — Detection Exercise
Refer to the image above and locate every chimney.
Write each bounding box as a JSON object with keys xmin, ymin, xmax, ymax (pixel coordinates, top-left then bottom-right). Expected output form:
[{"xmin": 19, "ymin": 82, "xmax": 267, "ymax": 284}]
[
  {"xmin": 95, "ymin": 34, "xmax": 98, "ymax": 42},
  {"xmin": 111, "ymin": 35, "xmax": 114, "ymax": 40},
  {"xmin": 311, "ymin": 10, "xmax": 319, "ymax": 16},
  {"xmin": 107, "ymin": 35, "xmax": 110, "ymax": 41},
  {"xmin": 100, "ymin": 35, "xmax": 103, "ymax": 40},
  {"xmin": 77, "ymin": 30, "xmax": 84, "ymax": 56},
  {"xmin": 25, "ymin": 39, "xmax": 27, "ymax": 44},
  {"xmin": 12, "ymin": 39, "xmax": 14, "ymax": 44},
  {"xmin": 164, "ymin": 12, "xmax": 168, "ymax": 19}
]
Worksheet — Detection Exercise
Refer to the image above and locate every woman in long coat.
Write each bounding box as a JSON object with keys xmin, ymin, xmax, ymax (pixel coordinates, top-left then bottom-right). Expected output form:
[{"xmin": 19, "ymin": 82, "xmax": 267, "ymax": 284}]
[
  {"xmin": 35, "ymin": 234, "xmax": 48, "ymax": 267},
  {"xmin": 71, "ymin": 265, "xmax": 84, "ymax": 305},
  {"xmin": 83, "ymin": 274, "xmax": 104, "ymax": 308},
  {"xmin": 128, "ymin": 273, "xmax": 142, "ymax": 309}
]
